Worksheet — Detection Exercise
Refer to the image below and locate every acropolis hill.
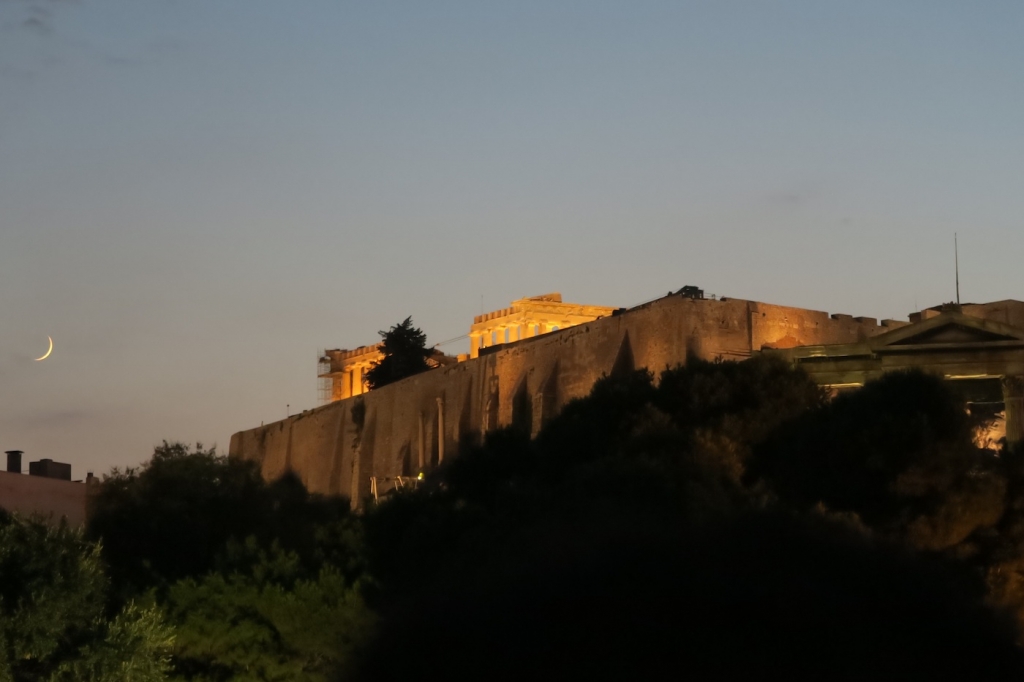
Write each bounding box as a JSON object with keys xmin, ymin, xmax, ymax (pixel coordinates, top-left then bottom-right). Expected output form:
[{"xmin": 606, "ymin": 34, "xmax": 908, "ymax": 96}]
[{"xmin": 229, "ymin": 290, "xmax": 1024, "ymax": 508}]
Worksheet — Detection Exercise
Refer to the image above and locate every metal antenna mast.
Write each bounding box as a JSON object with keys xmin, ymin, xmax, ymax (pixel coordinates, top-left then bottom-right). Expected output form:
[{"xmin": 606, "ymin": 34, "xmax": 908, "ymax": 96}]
[{"xmin": 955, "ymin": 233, "xmax": 960, "ymax": 305}]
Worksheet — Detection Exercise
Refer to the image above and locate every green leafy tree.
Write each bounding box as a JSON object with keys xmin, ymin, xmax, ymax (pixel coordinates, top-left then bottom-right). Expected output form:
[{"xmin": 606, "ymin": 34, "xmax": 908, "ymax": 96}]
[
  {"xmin": 0, "ymin": 513, "xmax": 172, "ymax": 682},
  {"xmin": 163, "ymin": 542, "xmax": 373, "ymax": 682},
  {"xmin": 87, "ymin": 442, "xmax": 369, "ymax": 680},
  {"xmin": 88, "ymin": 442, "xmax": 271, "ymax": 597},
  {"xmin": 364, "ymin": 317, "xmax": 431, "ymax": 390},
  {"xmin": 87, "ymin": 442, "xmax": 359, "ymax": 599}
]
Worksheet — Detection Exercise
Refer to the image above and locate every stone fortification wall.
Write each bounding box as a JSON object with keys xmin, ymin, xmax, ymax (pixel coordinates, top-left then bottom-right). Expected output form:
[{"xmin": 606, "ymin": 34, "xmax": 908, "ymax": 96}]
[{"xmin": 230, "ymin": 294, "xmax": 899, "ymax": 506}]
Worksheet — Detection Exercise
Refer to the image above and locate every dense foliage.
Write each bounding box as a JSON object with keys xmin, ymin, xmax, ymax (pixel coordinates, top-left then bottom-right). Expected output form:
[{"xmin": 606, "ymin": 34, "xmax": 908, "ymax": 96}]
[
  {"xmin": 58, "ymin": 355, "xmax": 1024, "ymax": 679},
  {"xmin": 353, "ymin": 358, "xmax": 1024, "ymax": 680},
  {"xmin": 163, "ymin": 551, "xmax": 370, "ymax": 681},
  {"xmin": 363, "ymin": 317, "xmax": 431, "ymax": 389},
  {"xmin": 749, "ymin": 371, "xmax": 1007, "ymax": 550},
  {"xmin": 86, "ymin": 443, "xmax": 369, "ymax": 681},
  {"xmin": 0, "ymin": 513, "xmax": 171, "ymax": 682},
  {"xmin": 88, "ymin": 443, "xmax": 363, "ymax": 599}
]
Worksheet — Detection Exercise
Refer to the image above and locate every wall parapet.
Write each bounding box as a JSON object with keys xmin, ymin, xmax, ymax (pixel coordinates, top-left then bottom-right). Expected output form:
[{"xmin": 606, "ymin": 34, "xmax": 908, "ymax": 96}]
[{"xmin": 232, "ymin": 293, "xmax": 897, "ymax": 509}]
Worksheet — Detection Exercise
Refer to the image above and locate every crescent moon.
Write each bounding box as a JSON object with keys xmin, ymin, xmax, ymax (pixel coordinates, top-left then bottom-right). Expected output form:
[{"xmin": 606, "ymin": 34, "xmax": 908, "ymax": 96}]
[{"xmin": 35, "ymin": 337, "xmax": 53, "ymax": 362}]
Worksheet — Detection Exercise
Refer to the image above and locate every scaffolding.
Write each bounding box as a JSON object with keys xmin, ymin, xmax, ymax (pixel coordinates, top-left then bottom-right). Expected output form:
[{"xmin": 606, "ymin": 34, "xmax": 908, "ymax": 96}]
[
  {"xmin": 317, "ymin": 350, "xmax": 333, "ymax": 405},
  {"xmin": 369, "ymin": 474, "xmax": 423, "ymax": 503}
]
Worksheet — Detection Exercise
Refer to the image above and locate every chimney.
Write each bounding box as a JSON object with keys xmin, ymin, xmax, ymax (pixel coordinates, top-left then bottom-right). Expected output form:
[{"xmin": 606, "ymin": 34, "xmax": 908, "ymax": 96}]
[{"xmin": 5, "ymin": 451, "xmax": 23, "ymax": 474}]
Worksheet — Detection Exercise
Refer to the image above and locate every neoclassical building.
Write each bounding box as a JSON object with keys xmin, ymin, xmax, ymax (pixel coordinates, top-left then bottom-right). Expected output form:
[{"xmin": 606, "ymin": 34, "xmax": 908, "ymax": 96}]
[{"xmin": 772, "ymin": 301, "xmax": 1024, "ymax": 445}]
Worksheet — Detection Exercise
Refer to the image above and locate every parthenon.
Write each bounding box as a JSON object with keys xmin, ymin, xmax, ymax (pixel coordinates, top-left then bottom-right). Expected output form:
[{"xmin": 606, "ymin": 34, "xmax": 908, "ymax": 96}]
[{"xmin": 469, "ymin": 293, "xmax": 619, "ymax": 358}]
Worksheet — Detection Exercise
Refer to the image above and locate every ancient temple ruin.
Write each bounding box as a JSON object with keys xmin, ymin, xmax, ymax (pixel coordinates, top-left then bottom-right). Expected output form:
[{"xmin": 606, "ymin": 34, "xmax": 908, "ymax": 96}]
[
  {"xmin": 317, "ymin": 292, "xmax": 617, "ymax": 402},
  {"xmin": 317, "ymin": 344, "xmax": 456, "ymax": 403},
  {"xmin": 318, "ymin": 345, "xmax": 381, "ymax": 402},
  {"xmin": 469, "ymin": 293, "xmax": 619, "ymax": 358}
]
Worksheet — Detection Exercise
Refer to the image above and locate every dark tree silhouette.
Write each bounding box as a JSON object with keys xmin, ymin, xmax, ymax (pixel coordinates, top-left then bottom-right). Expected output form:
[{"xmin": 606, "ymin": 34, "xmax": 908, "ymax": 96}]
[
  {"xmin": 364, "ymin": 317, "xmax": 431, "ymax": 390},
  {"xmin": 354, "ymin": 356, "xmax": 1024, "ymax": 680},
  {"xmin": 87, "ymin": 442, "xmax": 359, "ymax": 600},
  {"xmin": 747, "ymin": 370, "xmax": 1006, "ymax": 550},
  {"xmin": 87, "ymin": 442, "xmax": 367, "ymax": 680},
  {"xmin": 351, "ymin": 513, "xmax": 1024, "ymax": 682}
]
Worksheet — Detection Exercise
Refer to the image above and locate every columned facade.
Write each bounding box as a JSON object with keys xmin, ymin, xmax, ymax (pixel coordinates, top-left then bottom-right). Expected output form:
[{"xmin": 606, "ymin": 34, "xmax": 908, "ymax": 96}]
[
  {"xmin": 319, "ymin": 343, "xmax": 458, "ymax": 403},
  {"xmin": 772, "ymin": 311, "xmax": 1024, "ymax": 446},
  {"xmin": 319, "ymin": 345, "xmax": 383, "ymax": 402},
  {"xmin": 470, "ymin": 293, "xmax": 618, "ymax": 358}
]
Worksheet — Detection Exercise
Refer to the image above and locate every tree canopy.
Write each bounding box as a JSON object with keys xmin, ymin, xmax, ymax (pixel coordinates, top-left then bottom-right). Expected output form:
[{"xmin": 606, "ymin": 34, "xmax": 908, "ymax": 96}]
[
  {"xmin": 163, "ymin": 544, "xmax": 372, "ymax": 682},
  {"xmin": 85, "ymin": 442, "xmax": 369, "ymax": 681},
  {"xmin": 0, "ymin": 513, "xmax": 172, "ymax": 682},
  {"xmin": 351, "ymin": 359, "xmax": 1024, "ymax": 680},
  {"xmin": 62, "ymin": 355, "xmax": 1024, "ymax": 679},
  {"xmin": 364, "ymin": 317, "xmax": 431, "ymax": 390},
  {"xmin": 87, "ymin": 442, "xmax": 361, "ymax": 599}
]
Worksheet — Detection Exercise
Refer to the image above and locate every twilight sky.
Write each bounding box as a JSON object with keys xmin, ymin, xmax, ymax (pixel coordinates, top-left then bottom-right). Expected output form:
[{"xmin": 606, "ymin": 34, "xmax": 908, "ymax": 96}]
[{"xmin": 1, "ymin": 0, "xmax": 1022, "ymax": 476}]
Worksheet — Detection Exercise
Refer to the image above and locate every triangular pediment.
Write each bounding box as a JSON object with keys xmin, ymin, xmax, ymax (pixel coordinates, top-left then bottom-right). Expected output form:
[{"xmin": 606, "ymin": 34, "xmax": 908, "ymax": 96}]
[
  {"xmin": 890, "ymin": 324, "xmax": 1015, "ymax": 345},
  {"xmin": 870, "ymin": 312, "xmax": 1024, "ymax": 350}
]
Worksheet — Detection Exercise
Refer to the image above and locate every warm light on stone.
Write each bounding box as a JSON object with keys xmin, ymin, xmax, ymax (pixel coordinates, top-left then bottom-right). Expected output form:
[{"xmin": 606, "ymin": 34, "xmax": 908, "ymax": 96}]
[
  {"xmin": 239, "ymin": 292, "xmax": 1024, "ymax": 508},
  {"xmin": 469, "ymin": 293, "xmax": 619, "ymax": 358},
  {"xmin": 319, "ymin": 345, "xmax": 382, "ymax": 401}
]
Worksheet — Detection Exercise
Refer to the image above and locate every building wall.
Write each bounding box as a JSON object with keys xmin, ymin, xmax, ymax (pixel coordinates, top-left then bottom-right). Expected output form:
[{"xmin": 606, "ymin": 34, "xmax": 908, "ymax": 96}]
[
  {"xmin": 0, "ymin": 471, "xmax": 89, "ymax": 525},
  {"xmin": 962, "ymin": 301, "xmax": 1024, "ymax": 330},
  {"xmin": 230, "ymin": 294, "xmax": 899, "ymax": 507}
]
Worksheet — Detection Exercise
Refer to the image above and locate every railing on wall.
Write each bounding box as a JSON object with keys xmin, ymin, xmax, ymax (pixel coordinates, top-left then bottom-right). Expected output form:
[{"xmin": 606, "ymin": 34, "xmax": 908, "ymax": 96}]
[{"xmin": 369, "ymin": 474, "xmax": 423, "ymax": 503}]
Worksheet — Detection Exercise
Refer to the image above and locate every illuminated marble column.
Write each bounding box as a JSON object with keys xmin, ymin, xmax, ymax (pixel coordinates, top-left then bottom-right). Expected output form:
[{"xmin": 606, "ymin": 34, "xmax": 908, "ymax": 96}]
[
  {"xmin": 436, "ymin": 397, "xmax": 445, "ymax": 464},
  {"xmin": 508, "ymin": 325, "xmax": 521, "ymax": 342},
  {"xmin": 352, "ymin": 365, "xmax": 364, "ymax": 396},
  {"xmin": 524, "ymin": 320, "xmax": 537, "ymax": 337},
  {"xmin": 1004, "ymin": 376, "xmax": 1024, "ymax": 446},
  {"xmin": 470, "ymin": 332, "xmax": 482, "ymax": 358},
  {"xmin": 339, "ymin": 371, "xmax": 353, "ymax": 400}
]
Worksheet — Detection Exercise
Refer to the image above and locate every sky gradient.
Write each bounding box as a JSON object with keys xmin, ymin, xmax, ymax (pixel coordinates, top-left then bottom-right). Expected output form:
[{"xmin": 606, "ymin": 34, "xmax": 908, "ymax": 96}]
[{"xmin": 2, "ymin": 0, "xmax": 1022, "ymax": 476}]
